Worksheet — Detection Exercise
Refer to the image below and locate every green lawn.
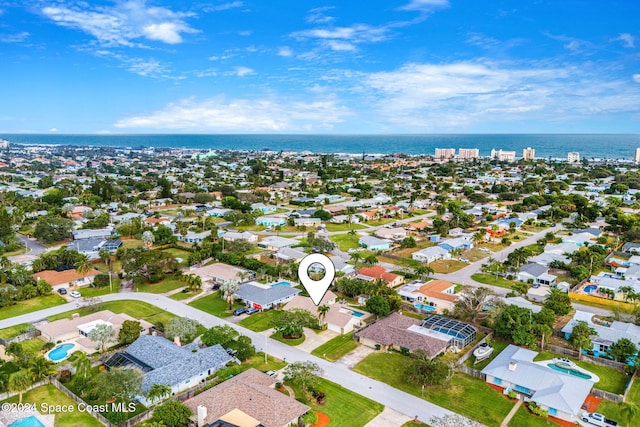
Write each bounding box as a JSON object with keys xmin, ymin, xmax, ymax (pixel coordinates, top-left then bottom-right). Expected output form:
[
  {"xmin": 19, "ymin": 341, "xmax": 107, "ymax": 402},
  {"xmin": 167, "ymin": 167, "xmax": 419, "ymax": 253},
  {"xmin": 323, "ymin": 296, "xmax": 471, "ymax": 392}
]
[
  {"xmin": 353, "ymin": 352, "xmax": 513, "ymax": 426},
  {"xmin": 79, "ymin": 282, "xmax": 120, "ymax": 297},
  {"xmin": 364, "ymin": 218, "xmax": 395, "ymax": 226},
  {"xmin": 1, "ymin": 383, "xmax": 104, "ymax": 427},
  {"xmin": 311, "ymin": 332, "xmax": 359, "ymax": 361},
  {"xmin": 20, "ymin": 337, "xmax": 47, "ymax": 354},
  {"xmin": 508, "ymin": 406, "xmax": 558, "ymax": 427},
  {"xmin": 161, "ymin": 248, "xmax": 192, "ymax": 265},
  {"xmin": 471, "ymin": 273, "xmax": 519, "ymax": 289},
  {"xmin": 0, "ymin": 294, "xmax": 67, "ymax": 320},
  {"xmin": 170, "ymin": 290, "xmax": 200, "ymax": 301},
  {"xmin": 135, "ymin": 277, "xmax": 185, "ymax": 294},
  {"xmin": 0, "ymin": 323, "xmax": 33, "ymax": 340},
  {"xmin": 626, "ymin": 379, "xmax": 640, "ymax": 405},
  {"xmin": 597, "ymin": 401, "xmax": 634, "ymax": 426},
  {"xmin": 330, "ymin": 233, "xmax": 362, "ymax": 251},
  {"xmin": 188, "ymin": 291, "xmax": 244, "ymax": 318},
  {"xmin": 270, "ymin": 331, "xmax": 305, "ymax": 346},
  {"xmin": 430, "ymin": 259, "xmax": 467, "ymax": 273},
  {"xmin": 401, "ymin": 422, "xmax": 429, "ymax": 427},
  {"xmin": 533, "ymin": 351, "xmax": 628, "ymax": 394},
  {"xmin": 216, "ymin": 352, "xmax": 287, "ymax": 379},
  {"xmin": 324, "ymin": 223, "xmax": 367, "ymax": 232},
  {"xmin": 238, "ymin": 310, "xmax": 280, "ymax": 332},
  {"xmin": 289, "ymin": 378, "xmax": 384, "ymax": 427},
  {"xmin": 47, "ymin": 300, "xmax": 177, "ymax": 326},
  {"xmin": 121, "ymin": 238, "xmax": 143, "ymax": 249}
]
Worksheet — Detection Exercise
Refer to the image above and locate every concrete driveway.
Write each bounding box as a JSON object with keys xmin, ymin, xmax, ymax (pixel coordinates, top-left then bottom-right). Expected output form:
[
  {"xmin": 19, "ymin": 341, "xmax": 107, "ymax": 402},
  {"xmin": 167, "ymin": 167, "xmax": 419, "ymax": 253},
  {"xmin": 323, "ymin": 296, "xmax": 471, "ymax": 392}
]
[
  {"xmin": 336, "ymin": 344, "xmax": 376, "ymax": 368},
  {"xmin": 364, "ymin": 407, "xmax": 412, "ymax": 427}
]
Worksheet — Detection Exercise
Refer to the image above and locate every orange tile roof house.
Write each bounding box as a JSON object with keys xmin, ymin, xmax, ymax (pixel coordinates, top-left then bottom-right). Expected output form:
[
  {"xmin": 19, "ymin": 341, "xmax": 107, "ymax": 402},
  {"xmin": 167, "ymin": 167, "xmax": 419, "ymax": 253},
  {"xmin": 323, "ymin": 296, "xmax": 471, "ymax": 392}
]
[
  {"xmin": 356, "ymin": 266, "xmax": 404, "ymax": 287},
  {"xmin": 398, "ymin": 280, "xmax": 458, "ymax": 313},
  {"xmin": 184, "ymin": 368, "xmax": 309, "ymax": 427},
  {"xmin": 32, "ymin": 269, "xmax": 102, "ymax": 290}
]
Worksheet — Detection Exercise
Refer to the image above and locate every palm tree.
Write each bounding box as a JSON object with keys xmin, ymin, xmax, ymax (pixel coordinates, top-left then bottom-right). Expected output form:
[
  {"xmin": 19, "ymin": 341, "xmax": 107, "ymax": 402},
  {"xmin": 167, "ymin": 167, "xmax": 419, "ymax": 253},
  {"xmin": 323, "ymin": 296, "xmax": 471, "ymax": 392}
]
[
  {"xmin": 362, "ymin": 254, "xmax": 378, "ymax": 267},
  {"xmin": 220, "ymin": 280, "xmax": 240, "ymax": 310},
  {"xmin": 318, "ymin": 305, "xmax": 330, "ymax": 327},
  {"xmin": 621, "ymin": 402, "xmax": 640, "ymax": 427},
  {"xmin": 350, "ymin": 252, "xmax": 362, "ymax": 268},
  {"xmin": 75, "ymin": 256, "xmax": 93, "ymax": 286},
  {"xmin": 533, "ymin": 323, "xmax": 553, "ymax": 351},
  {"xmin": 9, "ymin": 371, "xmax": 32, "ymax": 403},
  {"xmin": 146, "ymin": 383, "xmax": 172, "ymax": 405},
  {"xmin": 188, "ymin": 275, "xmax": 202, "ymax": 293},
  {"xmin": 29, "ymin": 357, "xmax": 56, "ymax": 381},
  {"xmin": 472, "ymin": 229, "xmax": 486, "ymax": 245},
  {"xmin": 413, "ymin": 264, "xmax": 434, "ymax": 281},
  {"xmin": 72, "ymin": 352, "xmax": 91, "ymax": 378}
]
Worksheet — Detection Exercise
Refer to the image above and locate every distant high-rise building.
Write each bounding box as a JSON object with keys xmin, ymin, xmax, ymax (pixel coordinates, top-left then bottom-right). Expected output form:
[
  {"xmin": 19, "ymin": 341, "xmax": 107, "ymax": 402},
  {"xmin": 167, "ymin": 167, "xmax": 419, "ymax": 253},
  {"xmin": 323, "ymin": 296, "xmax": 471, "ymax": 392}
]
[
  {"xmin": 458, "ymin": 148, "xmax": 479, "ymax": 161},
  {"xmin": 567, "ymin": 152, "xmax": 580, "ymax": 163},
  {"xmin": 635, "ymin": 148, "xmax": 640, "ymax": 164},
  {"xmin": 0, "ymin": 139, "xmax": 9, "ymax": 149},
  {"xmin": 434, "ymin": 148, "xmax": 455, "ymax": 161},
  {"xmin": 522, "ymin": 147, "xmax": 535, "ymax": 161},
  {"xmin": 490, "ymin": 149, "xmax": 516, "ymax": 162}
]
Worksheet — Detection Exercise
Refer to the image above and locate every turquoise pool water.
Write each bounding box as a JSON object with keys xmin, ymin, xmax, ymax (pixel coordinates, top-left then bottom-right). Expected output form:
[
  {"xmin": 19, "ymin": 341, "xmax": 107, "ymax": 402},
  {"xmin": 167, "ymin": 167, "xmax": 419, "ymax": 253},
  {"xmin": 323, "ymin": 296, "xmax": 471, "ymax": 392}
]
[
  {"xmin": 271, "ymin": 281, "xmax": 292, "ymax": 287},
  {"xmin": 47, "ymin": 343, "xmax": 74, "ymax": 362},
  {"xmin": 584, "ymin": 285, "xmax": 597, "ymax": 293},
  {"xmin": 414, "ymin": 303, "xmax": 436, "ymax": 311},
  {"xmin": 548, "ymin": 363, "xmax": 592, "ymax": 379},
  {"xmin": 9, "ymin": 416, "xmax": 46, "ymax": 427},
  {"xmin": 351, "ymin": 311, "xmax": 365, "ymax": 317}
]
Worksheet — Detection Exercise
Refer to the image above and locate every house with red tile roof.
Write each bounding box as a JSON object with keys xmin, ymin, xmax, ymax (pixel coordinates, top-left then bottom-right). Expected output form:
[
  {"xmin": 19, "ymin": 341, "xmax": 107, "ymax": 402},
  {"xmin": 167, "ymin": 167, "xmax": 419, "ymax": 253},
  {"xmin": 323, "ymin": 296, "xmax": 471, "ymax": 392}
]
[{"xmin": 356, "ymin": 266, "xmax": 404, "ymax": 287}]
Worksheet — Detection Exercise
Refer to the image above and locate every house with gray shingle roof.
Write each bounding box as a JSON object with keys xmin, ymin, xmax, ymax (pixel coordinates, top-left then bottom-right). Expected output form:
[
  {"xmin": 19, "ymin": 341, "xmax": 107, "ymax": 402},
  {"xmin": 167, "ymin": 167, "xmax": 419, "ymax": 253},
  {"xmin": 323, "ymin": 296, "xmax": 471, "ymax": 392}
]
[
  {"xmin": 105, "ymin": 335, "xmax": 235, "ymax": 406},
  {"xmin": 235, "ymin": 282, "xmax": 301, "ymax": 310}
]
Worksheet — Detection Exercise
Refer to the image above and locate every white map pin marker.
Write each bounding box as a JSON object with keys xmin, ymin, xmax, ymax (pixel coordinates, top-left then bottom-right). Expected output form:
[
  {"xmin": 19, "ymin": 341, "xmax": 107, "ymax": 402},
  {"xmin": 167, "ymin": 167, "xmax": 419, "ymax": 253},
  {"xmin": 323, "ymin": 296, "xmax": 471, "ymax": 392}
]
[{"xmin": 298, "ymin": 253, "xmax": 336, "ymax": 306}]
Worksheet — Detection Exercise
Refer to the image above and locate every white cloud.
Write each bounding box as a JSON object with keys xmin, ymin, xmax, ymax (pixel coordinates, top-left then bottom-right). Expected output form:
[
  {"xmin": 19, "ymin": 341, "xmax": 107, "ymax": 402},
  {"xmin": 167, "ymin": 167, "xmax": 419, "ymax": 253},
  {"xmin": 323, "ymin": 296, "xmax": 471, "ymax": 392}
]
[
  {"xmin": 616, "ymin": 33, "xmax": 636, "ymax": 48},
  {"xmin": 278, "ymin": 46, "xmax": 293, "ymax": 57},
  {"xmin": 306, "ymin": 7, "xmax": 335, "ymax": 24},
  {"xmin": 41, "ymin": 0, "xmax": 197, "ymax": 47},
  {"xmin": 564, "ymin": 40, "xmax": 581, "ymax": 51},
  {"xmin": 360, "ymin": 60, "xmax": 640, "ymax": 129},
  {"xmin": 49, "ymin": 128, "xmax": 58, "ymax": 132},
  {"xmin": 232, "ymin": 66, "xmax": 255, "ymax": 76},
  {"xmin": 204, "ymin": 1, "xmax": 244, "ymax": 12},
  {"xmin": 126, "ymin": 58, "xmax": 167, "ymax": 77},
  {"xmin": 114, "ymin": 96, "xmax": 350, "ymax": 131},
  {"xmin": 633, "ymin": 74, "xmax": 640, "ymax": 83},
  {"xmin": 326, "ymin": 40, "xmax": 356, "ymax": 51},
  {"xmin": 142, "ymin": 22, "xmax": 189, "ymax": 44},
  {"xmin": 238, "ymin": 30, "xmax": 252, "ymax": 36},
  {"xmin": 0, "ymin": 32, "xmax": 29, "ymax": 43},
  {"xmin": 398, "ymin": 0, "xmax": 449, "ymax": 12}
]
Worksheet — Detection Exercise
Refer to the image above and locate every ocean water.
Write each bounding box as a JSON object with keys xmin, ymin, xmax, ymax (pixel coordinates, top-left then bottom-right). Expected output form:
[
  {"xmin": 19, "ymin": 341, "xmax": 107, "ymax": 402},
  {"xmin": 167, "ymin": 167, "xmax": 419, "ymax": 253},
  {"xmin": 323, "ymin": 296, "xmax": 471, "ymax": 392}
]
[{"xmin": 2, "ymin": 133, "xmax": 639, "ymax": 159}]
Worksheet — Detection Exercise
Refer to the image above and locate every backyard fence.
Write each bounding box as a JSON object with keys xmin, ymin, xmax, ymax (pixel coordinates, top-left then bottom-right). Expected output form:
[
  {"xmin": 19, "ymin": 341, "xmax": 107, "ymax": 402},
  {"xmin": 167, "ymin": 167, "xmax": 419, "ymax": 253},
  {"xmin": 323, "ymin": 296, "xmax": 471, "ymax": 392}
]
[
  {"xmin": 0, "ymin": 379, "xmax": 49, "ymax": 401},
  {"xmin": 623, "ymin": 375, "xmax": 635, "ymax": 402},
  {"xmin": 49, "ymin": 378, "xmax": 115, "ymax": 427},
  {"xmin": 591, "ymin": 388, "xmax": 624, "ymax": 403},
  {"xmin": 0, "ymin": 330, "xmax": 41, "ymax": 346},
  {"xmin": 546, "ymin": 345, "xmax": 579, "ymax": 358},
  {"xmin": 456, "ymin": 365, "xmax": 486, "ymax": 380}
]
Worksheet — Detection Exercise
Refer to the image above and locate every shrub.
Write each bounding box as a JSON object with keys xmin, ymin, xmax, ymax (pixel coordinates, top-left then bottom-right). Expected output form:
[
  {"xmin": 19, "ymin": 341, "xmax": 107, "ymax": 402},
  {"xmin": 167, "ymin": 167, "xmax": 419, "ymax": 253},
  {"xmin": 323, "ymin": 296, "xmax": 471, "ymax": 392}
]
[
  {"xmin": 528, "ymin": 402, "xmax": 548, "ymax": 418},
  {"xmin": 93, "ymin": 274, "xmax": 110, "ymax": 287},
  {"xmin": 42, "ymin": 342, "xmax": 55, "ymax": 351}
]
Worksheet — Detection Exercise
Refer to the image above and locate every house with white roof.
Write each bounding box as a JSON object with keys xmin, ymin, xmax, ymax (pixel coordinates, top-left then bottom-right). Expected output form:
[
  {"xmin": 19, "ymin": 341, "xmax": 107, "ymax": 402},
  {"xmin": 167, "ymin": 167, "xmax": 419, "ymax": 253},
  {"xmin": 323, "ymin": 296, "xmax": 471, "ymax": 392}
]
[
  {"xmin": 412, "ymin": 246, "xmax": 451, "ymax": 264},
  {"xmin": 223, "ymin": 231, "xmax": 258, "ymax": 243},
  {"xmin": 437, "ymin": 237, "xmax": 473, "ymax": 252},
  {"xmin": 359, "ymin": 235, "xmax": 392, "ymax": 251},
  {"xmin": 561, "ymin": 310, "xmax": 640, "ymax": 357},
  {"xmin": 258, "ymin": 236, "xmax": 299, "ymax": 250},
  {"xmin": 482, "ymin": 345, "xmax": 594, "ymax": 423}
]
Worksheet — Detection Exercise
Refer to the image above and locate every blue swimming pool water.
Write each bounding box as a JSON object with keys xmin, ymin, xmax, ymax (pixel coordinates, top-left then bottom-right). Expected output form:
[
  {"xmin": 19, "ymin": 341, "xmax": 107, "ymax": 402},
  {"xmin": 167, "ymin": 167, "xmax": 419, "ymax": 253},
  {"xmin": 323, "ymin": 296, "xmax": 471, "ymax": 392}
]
[
  {"xmin": 271, "ymin": 281, "xmax": 292, "ymax": 287},
  {"xmin": 47, "ymin": 343, "xmax": 74, "ymax": 362},
  {"xmin": 433, "ymin": 327, "xmax": 465, "ymax": 339},
  {"xmin": 584, "ymin": 285, "xmax": 597, "ymax": 293},
  {"xmin": 351, "ymin": 311, "xmax": 365, "ymax": 317},
  {"xmin": 414, "ymin": 303, "xmax": 436, "ymax": 311},
  {"xmin": 548, "ymin": 363, "xmax": 592, "ymax": 379},
  {"xmin": 9, "ymin": 416, "xmax": 46, "ymax": 427}
]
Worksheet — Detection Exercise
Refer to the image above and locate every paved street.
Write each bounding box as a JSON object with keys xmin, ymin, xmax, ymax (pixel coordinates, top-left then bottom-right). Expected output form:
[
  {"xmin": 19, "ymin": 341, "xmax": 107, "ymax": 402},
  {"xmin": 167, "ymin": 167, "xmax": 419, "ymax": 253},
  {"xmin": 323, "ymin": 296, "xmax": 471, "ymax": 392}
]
[
  {"xmin": 12, "ymin": 233, "xmax": 49, "ymax": 256},
  {"xmin": 0, "ymin": 293, "xmax": 458, "ymax": 425}
]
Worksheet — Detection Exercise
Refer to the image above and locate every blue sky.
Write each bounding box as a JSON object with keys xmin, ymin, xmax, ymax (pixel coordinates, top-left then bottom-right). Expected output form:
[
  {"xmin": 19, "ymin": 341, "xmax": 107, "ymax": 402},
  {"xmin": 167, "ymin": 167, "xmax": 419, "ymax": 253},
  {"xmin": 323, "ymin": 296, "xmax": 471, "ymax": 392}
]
[{"xmin": 1, "ymin": 0, "xmax": 639, "ymax": 134}]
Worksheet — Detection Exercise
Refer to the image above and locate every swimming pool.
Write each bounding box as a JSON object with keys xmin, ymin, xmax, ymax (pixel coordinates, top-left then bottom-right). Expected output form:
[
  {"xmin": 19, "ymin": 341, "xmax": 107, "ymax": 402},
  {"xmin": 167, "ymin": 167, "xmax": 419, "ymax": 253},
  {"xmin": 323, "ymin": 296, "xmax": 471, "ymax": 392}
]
[
  {"xmin": 433, "ymin": 327, "xmax": 465, "ymax": 339},
  {"xmin": 351, "ymin": 311, "xmax": 365, "ymax": 317},
  {"xmin": 9, "ymin": 416, "xmax": 46, "ymax": 427},
  {"xmin": 46, "ymin": 343, "xmax": 75, "ymax": 362},
  {"xmin": 414, "ymin": 303, "xmax": 436, "ymax": 311},
  {"xmin": 584, "ymin": 285, "xmax": 598, "ymax": 293},
  {"xmin": 271, "ymin": 281, "xmax": 292, "ymax": 287},
  {"xmin": 548, "ymin": 363, "xmax": 592, "ymax": 379}
]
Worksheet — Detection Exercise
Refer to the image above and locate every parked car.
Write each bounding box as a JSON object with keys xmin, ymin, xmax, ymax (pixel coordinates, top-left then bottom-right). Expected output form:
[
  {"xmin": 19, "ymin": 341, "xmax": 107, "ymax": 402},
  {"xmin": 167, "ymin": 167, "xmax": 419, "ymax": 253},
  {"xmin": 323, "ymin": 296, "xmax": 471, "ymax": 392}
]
[
  {"xmin": 233, "ymin": 307, "xmax": 248, "ymax": 316},
  {"xmin": 459, "ymin": 257, "xmax": 469, "ymax": 263},
  {"xmin": 245, "ymin": 307, "xmax": 259, "ymax": 315},
  {"xmin": 211, "ymin": 283, "xmax": 220, "ymax": 291},
  {"xmin": 69, "ymin": 291, "xmax": 82, "ymax": 298},
  {"xmin": 479, "ymin": 247, "xmax": 491, "ymax": 253},
  {"xmin": 57, "ymin": 288, "xmax": 68, "ymax": 295},
  {"xmin": 265, "ymin": 370, "xmax": 277, "ymax": 377},
  {"xmin": 581, "ymin": 412, "xmax": 617, "ymax": 427}
]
